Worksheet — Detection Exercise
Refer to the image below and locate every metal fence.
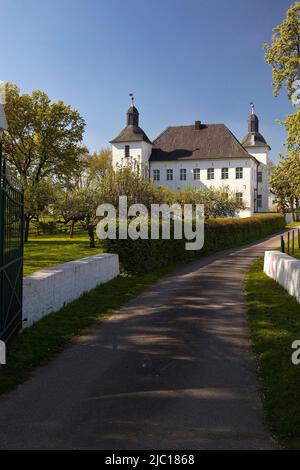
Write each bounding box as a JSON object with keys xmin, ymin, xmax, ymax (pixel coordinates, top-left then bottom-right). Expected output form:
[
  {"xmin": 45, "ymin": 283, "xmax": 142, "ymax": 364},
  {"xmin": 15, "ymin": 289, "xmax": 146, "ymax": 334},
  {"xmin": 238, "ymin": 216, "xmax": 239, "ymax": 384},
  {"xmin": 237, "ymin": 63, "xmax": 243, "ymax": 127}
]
[{"xmin": 0, "ymin": 143, "xmax": 24, "ymax": 343}]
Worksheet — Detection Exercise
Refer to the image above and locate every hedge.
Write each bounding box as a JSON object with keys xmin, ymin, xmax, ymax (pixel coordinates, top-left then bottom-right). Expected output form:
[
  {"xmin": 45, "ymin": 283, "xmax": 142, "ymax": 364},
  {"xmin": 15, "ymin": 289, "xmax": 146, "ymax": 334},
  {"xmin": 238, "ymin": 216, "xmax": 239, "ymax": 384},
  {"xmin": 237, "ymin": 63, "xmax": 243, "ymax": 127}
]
[{"xmin": 101, "ymin": 214, "xmax": 285, "ymax": 274}]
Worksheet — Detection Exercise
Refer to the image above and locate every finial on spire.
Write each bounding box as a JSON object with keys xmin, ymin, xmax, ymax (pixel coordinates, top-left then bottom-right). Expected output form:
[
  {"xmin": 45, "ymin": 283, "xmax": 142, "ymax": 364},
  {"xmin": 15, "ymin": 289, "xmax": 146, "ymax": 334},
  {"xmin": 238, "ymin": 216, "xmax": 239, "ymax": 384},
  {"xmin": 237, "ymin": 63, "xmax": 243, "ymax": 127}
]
[
  {"xmin": 250, "ymin": 102, "xmax": 255, "ymax": 115},
  {"xmin": 129, "ymin": 93, "xmax": 134, "ymax": 107}
]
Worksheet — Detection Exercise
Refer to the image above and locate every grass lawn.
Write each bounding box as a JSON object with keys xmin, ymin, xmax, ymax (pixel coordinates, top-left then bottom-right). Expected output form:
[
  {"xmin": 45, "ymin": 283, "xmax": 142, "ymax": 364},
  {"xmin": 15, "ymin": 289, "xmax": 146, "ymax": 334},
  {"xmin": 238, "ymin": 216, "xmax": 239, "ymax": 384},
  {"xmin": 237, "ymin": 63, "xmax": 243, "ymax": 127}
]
[
  {"xmin": 24, "ymin": 232, "xmax": 103, "ymax": 276},
  {"xmin": 284, "ymin": 231, "xmax": 300, "ymax": 260},
  {"xmin": 246, "ymin": 258, "xmax": 300, "ymax": 449}
]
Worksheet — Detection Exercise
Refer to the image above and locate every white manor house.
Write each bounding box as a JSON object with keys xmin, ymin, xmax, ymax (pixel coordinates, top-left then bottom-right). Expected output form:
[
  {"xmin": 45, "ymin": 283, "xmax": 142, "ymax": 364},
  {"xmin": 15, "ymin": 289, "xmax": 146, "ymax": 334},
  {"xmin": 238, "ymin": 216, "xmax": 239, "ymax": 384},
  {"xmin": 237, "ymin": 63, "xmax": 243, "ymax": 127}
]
[{"xmin": 111, "ymin": 102, "xmax": 271, "ymax": 218}]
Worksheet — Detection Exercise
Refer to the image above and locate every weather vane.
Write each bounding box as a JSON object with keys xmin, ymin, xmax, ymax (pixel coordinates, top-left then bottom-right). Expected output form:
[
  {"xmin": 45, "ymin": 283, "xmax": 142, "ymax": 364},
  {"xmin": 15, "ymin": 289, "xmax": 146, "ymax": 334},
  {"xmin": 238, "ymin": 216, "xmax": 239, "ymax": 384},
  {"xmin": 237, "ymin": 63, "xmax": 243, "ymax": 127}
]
[
  {"xmin": 129, "ymin": 93, "xmax": 134, "ymax": 107},
  {"xmin": 250, "ymin": 102, "xmax": 255, "ymax": 114}
]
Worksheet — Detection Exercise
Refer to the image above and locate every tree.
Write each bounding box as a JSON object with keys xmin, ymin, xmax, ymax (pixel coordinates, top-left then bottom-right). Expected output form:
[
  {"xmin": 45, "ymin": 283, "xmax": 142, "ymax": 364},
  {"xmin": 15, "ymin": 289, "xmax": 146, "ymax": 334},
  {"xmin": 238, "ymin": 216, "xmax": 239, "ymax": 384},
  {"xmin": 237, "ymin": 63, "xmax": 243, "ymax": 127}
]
[
  {"xmin": 23, "ymin": 180, "xmax": 58, "ymax": 241},
  {"xmin": 87, "ymin": 148, "xmax": 112, "ymax": 184},
  {"xmin": 2, "ymin": 83, "xmax": 86, "ymax": 238},
  {"xmin": 270, "ymin": 155, "xmax": 300, "ymax": 215},
  {"xmin": 264, "ymin": 3, "xmax": 300, "ymax": 214},
  {"xmin": 264, "ymin": 2, "xmax": 300, "ymax": 99},
  {"xmin": 56, "ymin": 187, "xmax": 100, "ymax": 246}
]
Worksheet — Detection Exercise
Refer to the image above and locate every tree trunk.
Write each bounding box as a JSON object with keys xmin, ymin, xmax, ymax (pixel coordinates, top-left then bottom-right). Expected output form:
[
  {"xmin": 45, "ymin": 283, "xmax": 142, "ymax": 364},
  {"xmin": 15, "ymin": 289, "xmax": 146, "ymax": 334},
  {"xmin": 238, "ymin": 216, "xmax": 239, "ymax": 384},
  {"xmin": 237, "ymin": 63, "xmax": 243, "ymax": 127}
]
[
  {"xmin": 24, "ymin": 216, "xmax": 30, "ymax": 242},
  {"xmin": 70, "ymin": 220, "xmax": 75, "ymax": 239},
  {"xmin": 87, "ymin": 224, "xmax": 95, "ymax": 248}
]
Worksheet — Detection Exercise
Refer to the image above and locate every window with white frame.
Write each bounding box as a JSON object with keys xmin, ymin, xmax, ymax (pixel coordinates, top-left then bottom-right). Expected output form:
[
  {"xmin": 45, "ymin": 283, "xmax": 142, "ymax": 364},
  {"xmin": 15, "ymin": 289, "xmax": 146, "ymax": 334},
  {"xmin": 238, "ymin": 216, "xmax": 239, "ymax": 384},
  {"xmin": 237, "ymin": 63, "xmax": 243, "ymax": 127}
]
[
  {"xmin": 166, "ymin": 169, "xmax": 173, "ymax": 181},
  {"xmin": 153, "ymin": 169, "xmax": 160, "ymax": 181},
  {"xmin": 180, "ymin": 168, "xmax": 187, "ymax": 180},
  {"xmin": 193, "ymin": 168, "xmax": 200, "ymax": 180},
  {"xmin": 236, "ymin": 167, "xmax": 243, "ymax": 179},
  {"xmin": 221, "ymin": 167, "xmax": 229, "ymax": 179},
  {"xmin": 207, "ymin": 168, "xmax": 214, "ymax": 180}
]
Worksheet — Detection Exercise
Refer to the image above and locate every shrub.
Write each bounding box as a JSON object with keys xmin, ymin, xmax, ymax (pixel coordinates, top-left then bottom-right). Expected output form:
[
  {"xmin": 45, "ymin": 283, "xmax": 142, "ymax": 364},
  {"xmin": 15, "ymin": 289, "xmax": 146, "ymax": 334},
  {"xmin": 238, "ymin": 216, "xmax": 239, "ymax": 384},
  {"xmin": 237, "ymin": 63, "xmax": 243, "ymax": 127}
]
[{"xmin": 101, "ymin": 214, "xmax": 285, "ymax": 273}]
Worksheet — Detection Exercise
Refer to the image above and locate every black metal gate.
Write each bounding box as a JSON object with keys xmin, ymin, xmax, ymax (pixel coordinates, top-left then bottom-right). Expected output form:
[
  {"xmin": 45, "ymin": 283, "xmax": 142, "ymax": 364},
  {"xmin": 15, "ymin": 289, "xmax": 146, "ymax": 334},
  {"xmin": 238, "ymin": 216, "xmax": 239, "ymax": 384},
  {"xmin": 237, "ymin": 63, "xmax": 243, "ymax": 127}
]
[{"xmin": 0, "ymin": 143, "xmax": 24, "ymax": 343}]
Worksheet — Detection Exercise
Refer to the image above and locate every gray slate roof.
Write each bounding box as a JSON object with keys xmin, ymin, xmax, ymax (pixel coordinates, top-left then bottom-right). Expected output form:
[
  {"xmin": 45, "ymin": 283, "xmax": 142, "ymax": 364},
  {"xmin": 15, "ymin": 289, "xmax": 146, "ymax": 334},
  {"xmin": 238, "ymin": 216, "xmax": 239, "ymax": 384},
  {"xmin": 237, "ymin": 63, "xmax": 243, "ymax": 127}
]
[
  {"xmin": 149, "ymin": 124, "xmax": 253, "ymax": 162},
  {"xmin": 110, "ymin": 124, "xmax": 152, "ymax": 144},
  {"xmin": 241, "ymin": 131, "xmax": 271, "ymax": 150}
]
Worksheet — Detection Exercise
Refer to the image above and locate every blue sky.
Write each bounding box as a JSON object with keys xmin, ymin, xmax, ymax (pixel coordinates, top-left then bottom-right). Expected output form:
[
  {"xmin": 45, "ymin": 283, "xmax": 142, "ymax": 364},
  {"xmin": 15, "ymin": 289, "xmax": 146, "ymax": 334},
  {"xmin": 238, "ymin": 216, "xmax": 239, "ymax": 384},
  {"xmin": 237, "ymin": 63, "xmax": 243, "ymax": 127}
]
[{"xmin": 0, "ymin": 0, "xmax": 295, "ymax": 162}]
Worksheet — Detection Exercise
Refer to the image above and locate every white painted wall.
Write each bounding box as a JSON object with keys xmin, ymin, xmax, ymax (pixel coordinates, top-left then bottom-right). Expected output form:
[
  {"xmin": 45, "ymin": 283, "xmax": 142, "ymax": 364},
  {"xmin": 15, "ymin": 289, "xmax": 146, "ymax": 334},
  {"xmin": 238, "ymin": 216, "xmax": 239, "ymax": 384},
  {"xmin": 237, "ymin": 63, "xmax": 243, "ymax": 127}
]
[
  {"xmin": 150, "ymin": 158, "xmax": 257, "ymax": 215},
  {"xmin": 244, "ymin": 146, "xmax": 269, "ymax": 212},
  {"xmin": 264, "ymin": 251, "xmax": 300, "ymax": 304},
  {"xmin": 112, "ymin": 141, "xmax": 153, "ymax": 176},
  {"xmin": 23, "ymin": 253, "xmax": 119, "ymax": 328}
]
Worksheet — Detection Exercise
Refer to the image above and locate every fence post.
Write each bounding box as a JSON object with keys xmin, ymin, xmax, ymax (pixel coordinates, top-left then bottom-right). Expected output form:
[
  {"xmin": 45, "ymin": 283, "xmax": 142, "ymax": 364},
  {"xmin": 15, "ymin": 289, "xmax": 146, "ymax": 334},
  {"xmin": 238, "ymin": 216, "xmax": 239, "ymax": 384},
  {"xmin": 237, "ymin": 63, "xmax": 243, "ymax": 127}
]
[
  {"xmin": 287, "ymin": 232, "xmax": 290, "ymax": 255},
  {"xmin": 281, "ymin": 235, "xmax": 285, "ymax": 253},
  {"xmin": 292, "ymin": 230, "xmax": 295, "ymax": 255},
  {"xmin": 298, "ymin": 228, "xmax": 300, "ymax": 250}
]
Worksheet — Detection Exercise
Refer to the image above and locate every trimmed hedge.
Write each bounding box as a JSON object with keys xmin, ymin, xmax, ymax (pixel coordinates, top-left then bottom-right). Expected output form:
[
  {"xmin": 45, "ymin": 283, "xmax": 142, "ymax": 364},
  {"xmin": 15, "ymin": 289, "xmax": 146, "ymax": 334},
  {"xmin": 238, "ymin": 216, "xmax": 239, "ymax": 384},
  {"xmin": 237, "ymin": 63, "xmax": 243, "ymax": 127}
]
[{"xmin": 101, "ymin": 214, "xmax": 285, "ymax": 274}]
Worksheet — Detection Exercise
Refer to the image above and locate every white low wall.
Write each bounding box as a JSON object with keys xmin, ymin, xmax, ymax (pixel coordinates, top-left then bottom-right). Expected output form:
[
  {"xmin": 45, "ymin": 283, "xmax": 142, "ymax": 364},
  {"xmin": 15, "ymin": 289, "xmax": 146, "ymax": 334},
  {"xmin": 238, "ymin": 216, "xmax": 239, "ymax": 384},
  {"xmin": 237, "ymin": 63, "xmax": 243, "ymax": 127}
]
[
  {"xmin": 264, "ymin": 251, "xmax": 300, "ymax": 303},
  {"xmin": 23, "ymin": 253, "xmax": 119, "ymax": 328}
]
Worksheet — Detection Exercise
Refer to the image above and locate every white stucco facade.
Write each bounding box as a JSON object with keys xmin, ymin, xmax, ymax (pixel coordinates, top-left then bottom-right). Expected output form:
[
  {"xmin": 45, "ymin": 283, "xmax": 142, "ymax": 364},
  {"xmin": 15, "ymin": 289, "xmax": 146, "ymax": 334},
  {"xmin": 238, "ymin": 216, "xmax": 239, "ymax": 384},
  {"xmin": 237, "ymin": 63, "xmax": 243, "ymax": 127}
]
[
  {"xmin": 243, "ymin": 146, "xmax": 270, "ymax": 213},
  {"xmin": 149, "ymin": 158, "xmax": 257, "ymax": 217},
  {"xmin": 112, "ymin": 141, "xmax": 152, "ymax": 177},
  {"xmin": 110, "ymin": 105, "xmax": 271, "ymax": 218}
]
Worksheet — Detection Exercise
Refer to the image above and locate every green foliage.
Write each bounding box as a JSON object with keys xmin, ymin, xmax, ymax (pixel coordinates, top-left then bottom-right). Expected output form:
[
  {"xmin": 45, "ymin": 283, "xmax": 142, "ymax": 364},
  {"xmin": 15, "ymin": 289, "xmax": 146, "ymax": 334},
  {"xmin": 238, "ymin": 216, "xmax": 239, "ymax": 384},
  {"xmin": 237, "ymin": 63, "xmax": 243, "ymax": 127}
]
[
  {"xmin": 102, "ymin": 214, "xmax": 285, "ymax": 273},
  {"xmin": 176, "ymin": 186, "xmax": 244, "ymax": 218},
  {"xmin": 246, "ymin": 258, "xmax": 300, "ymax": 449},
  {"xmin": 270, "ymin": 154, "xmax": 300, "ymax": 212},
  {"xmin": 263, "ymin": 2, "xmax": 300, "ymax": 99},
  {"xmin": 2, "ymin": 83, "xmax": 86, "ymax": 184},
  {"xmin": 99, "ymin": 166, "xmax": 164, "ymax": 207}
]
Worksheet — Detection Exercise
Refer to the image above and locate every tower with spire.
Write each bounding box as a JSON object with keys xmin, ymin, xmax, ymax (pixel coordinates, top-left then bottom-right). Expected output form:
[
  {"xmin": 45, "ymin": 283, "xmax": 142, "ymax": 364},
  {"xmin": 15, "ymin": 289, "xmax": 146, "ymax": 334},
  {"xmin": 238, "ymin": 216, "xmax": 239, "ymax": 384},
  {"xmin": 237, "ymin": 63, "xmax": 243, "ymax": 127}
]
[
  {"xmin": 110, "ymin": 95, "xmax": 152, "ymax": 175},
  {"xmin": 241, "ymin": 103, "xmax": 271, "ymax": 212}
]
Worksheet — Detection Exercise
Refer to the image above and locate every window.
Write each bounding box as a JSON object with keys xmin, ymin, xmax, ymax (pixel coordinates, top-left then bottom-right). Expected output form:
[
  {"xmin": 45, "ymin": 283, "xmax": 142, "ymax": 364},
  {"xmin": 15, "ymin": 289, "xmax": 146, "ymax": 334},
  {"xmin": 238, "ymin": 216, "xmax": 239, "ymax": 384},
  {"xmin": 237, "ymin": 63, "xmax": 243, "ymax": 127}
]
[
  {"xmin": 166, "ymin": 169, "xmax": 173, "ymax": 181},
  {"xmin": 236, "ymin": 192, "xmax": 243, "ymax": 204},
  {"xmin": 180, "ymin": 168, "xmax": 187, "ymax": 181},
  {"xmin": 207, "ymin": 168, "xmax": 214, "ymax": 180},
  {"xmin": 153, "ymin": 169, "xmax": 160, "ymax": 181},
  {"xmin": 257, "ymin": 171, "xmax": 262, "ymax": 183},
  {"xmin": 124, "ymin": 145, "xmax": 130, "ymax": 158},
  {"xmin": 257, "ymin": 194, "xmax": 262, "ymax": 208},
  {"xmin": 236, "ymin": 167, "xmax": 243, "ymax": 179},
  {"xmin": 221, "ymin": 167, "xmax": 229, "ymax": 179},
  {"xmin": 193, "ymin": 168, "xmax": 200, "ymax": 180}
]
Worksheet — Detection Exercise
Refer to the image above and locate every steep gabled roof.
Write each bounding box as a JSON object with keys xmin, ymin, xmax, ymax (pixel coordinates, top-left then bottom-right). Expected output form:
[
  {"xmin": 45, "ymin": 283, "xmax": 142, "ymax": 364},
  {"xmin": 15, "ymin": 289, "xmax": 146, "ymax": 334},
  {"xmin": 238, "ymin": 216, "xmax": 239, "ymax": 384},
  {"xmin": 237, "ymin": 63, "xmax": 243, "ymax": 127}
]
[
  {"xmin": 149, "ymin": 124, "xmax": 253, "ymax": 162},
  {"xmin": 110, "ymin": 124, "xmax": 152, "ymax": 144},
  {"xmin": 241, "ymin": 131, "xmax": 271, "ymax": 150}
]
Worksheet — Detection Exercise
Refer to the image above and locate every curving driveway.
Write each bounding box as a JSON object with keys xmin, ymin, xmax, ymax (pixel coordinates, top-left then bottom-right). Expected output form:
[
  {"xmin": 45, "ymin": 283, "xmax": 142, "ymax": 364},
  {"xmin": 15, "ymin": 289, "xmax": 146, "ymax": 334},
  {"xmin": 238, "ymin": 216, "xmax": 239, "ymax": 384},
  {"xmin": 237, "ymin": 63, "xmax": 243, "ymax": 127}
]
[{"xmin": 0, "ymin": 232, "xmax": 285, "ymax": 449}]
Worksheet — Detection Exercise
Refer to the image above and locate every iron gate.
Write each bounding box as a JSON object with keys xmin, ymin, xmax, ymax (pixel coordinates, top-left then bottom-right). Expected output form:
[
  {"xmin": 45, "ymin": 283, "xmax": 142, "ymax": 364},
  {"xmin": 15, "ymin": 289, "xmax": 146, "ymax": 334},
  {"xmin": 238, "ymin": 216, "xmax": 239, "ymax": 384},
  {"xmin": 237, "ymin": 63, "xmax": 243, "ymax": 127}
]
[{"xmin": 0, "ymin": 142, "xmax": 24, "ymax": 343}]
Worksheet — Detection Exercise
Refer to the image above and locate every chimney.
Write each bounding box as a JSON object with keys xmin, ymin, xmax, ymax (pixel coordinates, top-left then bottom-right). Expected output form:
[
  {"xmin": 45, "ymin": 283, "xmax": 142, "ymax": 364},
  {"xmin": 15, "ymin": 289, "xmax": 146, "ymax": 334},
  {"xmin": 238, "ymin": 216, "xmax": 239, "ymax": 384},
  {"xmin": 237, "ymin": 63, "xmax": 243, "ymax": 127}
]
[{"xmin": 194, "ymin": 120, "xmax": 201, "ymax": 130}]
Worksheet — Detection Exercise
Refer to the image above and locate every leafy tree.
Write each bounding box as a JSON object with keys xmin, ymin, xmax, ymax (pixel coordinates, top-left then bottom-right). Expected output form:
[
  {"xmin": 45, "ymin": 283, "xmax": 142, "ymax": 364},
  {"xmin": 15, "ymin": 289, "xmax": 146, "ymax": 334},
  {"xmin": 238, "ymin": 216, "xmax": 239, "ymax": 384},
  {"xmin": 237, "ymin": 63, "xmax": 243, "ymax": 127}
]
[
  {"xmin": 270, "ymin": 155, "xmax": 300, "ymax": 215},
  {"xmin": 99, "ymin": 166, "xmax": 164, "ymax": 208},
  {"xmin": 264, "ymin": 2, "xmax": 300, "ymax": 215},
  {"xmin": 56, "ymin": 187, "xmax": 100, "ymax": 245},
  {"xmin": 23, "ymin": 180, "xmax": 58, "ymax": 241},
  {"xmin": 2, "ymin": 83, "xmax": 86, "ymax": 238},
  {"xmin": 87, "ymin": 148, "xmax": 112, "ymax": 184},
  {"xmin": 176, "ymin": 186, "xmax": 245, "ymax": 218},
  {"xmin": 264, "ymin": 2, "xmax": 300, "ymax": 99}
]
